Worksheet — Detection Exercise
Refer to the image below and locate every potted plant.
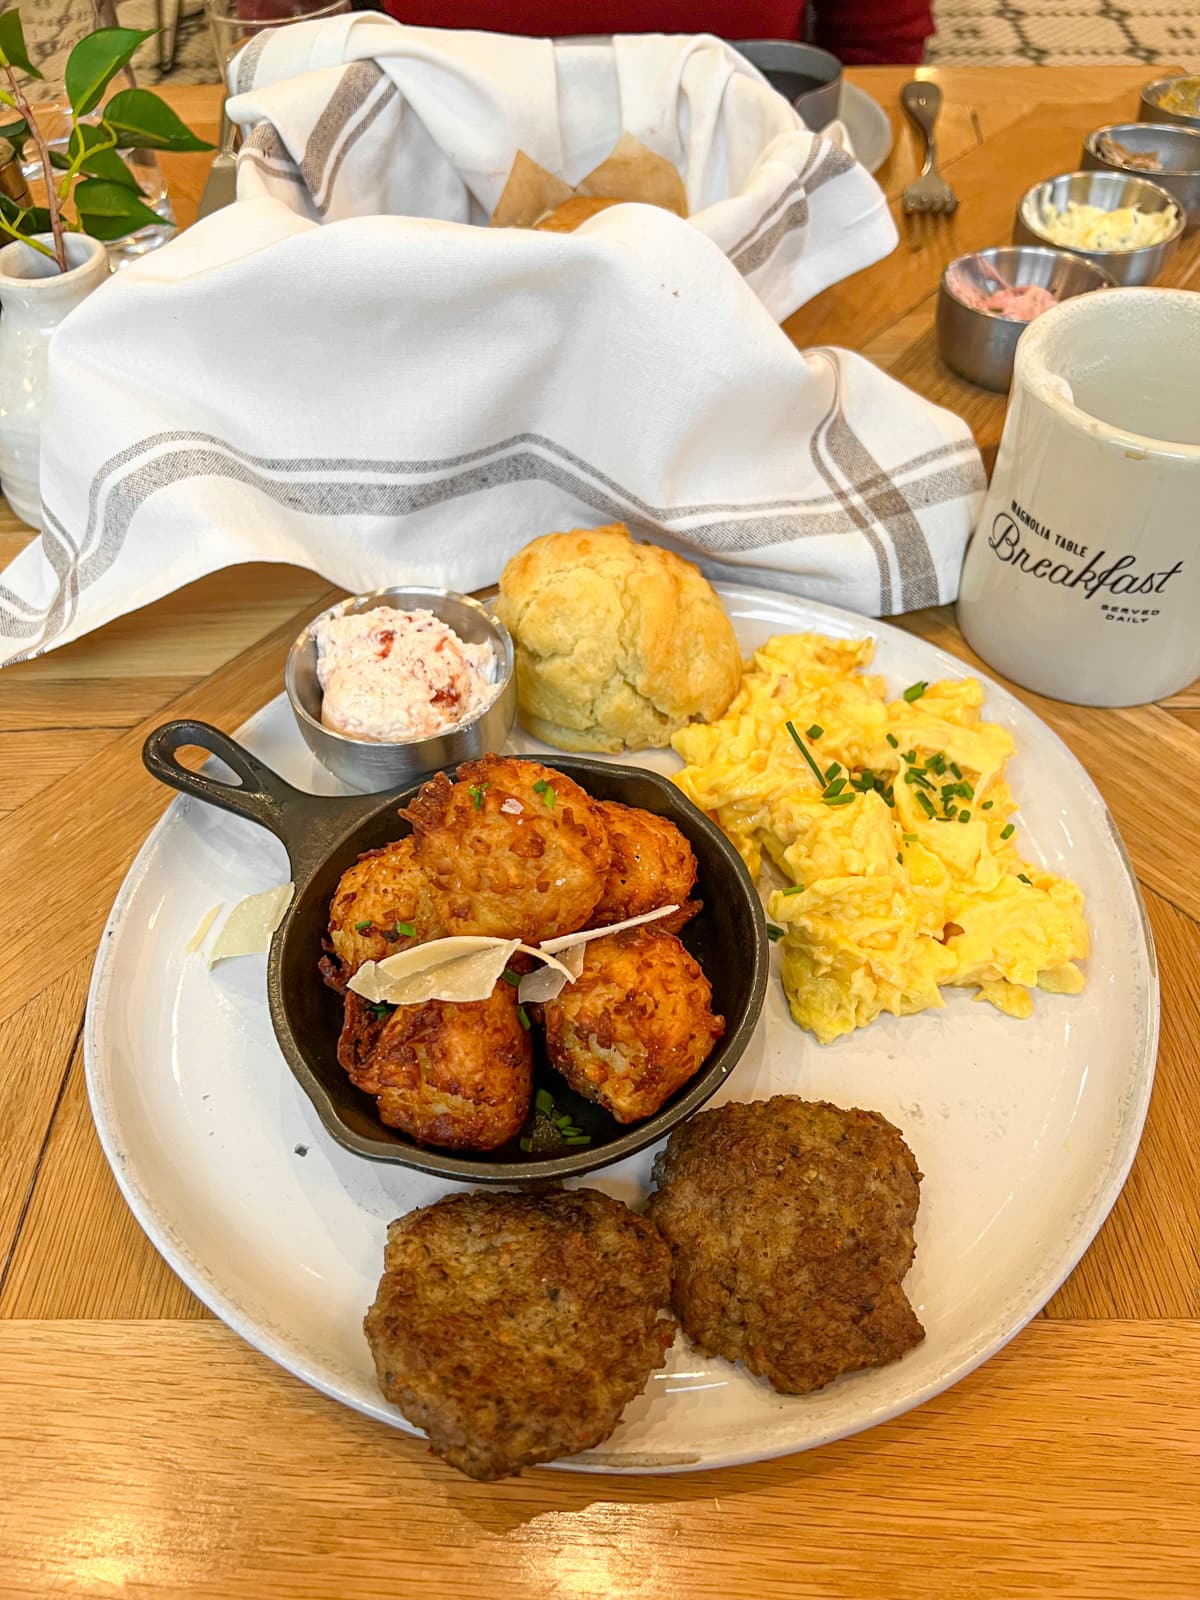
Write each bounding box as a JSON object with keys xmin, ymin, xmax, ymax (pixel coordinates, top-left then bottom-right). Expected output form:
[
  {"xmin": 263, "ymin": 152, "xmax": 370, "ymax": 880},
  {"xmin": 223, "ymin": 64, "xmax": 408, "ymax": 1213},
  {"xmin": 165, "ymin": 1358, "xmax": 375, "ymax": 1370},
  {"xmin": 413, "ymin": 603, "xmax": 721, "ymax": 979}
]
[{"xmin": 0, "ymin": 7, "xmax": 212, "ymax": 525}]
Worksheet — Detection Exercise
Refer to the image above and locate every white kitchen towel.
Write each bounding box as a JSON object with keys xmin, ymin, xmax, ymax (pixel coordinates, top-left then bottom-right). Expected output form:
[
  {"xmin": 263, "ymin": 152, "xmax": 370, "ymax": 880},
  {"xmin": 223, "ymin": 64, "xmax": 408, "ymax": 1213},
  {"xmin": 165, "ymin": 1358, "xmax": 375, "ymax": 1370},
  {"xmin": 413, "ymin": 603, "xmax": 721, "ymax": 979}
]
[
  {"xmin": 0, "ymin": 23, "xmax": 986, "ymax": 665},
  {"xmin": 223, "ymin": 19, "xmax": 893, "ymax": 323}
]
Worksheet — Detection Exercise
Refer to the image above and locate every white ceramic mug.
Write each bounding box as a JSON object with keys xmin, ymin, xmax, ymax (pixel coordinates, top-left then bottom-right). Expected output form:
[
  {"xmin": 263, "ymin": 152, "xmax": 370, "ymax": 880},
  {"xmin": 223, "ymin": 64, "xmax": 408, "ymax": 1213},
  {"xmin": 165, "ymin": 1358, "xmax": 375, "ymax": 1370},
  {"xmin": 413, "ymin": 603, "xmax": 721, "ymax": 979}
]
[{"xmin": 957, "ymin": 288, "xmax": 1200, "ymax": 707}]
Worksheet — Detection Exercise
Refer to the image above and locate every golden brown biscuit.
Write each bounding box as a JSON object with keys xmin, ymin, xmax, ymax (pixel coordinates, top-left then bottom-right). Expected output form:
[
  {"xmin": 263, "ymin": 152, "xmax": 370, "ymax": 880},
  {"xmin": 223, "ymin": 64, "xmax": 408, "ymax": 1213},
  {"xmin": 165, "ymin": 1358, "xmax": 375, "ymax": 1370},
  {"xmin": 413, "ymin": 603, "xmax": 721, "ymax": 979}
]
[
  {"xmin": 533, "ymin": 195, "xmax": 623, "ymax": 231},
  {"xmin": 494, "ymin": 524, "xmax": 741, "ymax": 753}
]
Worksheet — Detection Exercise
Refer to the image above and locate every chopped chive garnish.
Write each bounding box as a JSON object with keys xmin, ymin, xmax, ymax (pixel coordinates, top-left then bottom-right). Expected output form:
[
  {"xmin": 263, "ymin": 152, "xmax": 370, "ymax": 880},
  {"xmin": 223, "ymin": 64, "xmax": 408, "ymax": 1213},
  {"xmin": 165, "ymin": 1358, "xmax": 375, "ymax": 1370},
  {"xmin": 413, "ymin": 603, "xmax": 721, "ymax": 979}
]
[
  {"xmin": 385, "ymin": 921, "xmax": 416, "ymax": 941},
  {"xmin": 916, "ymin": 790, "xmax": 936, "ymax": 818},
  {"xmin": 807, "ymin": 724, "xmax": 823, "ymax": 740},
  {"xmin": 766, "ymin": 923, "xmax": 785, "ymax": 942},
  {"xmin": 354, "ymin": 919, "xmax": 372, "ymax": 933},
  {"xmin": 563, "ymin": 1135, "xmax": 592, "ymax": 1146},
  {"xmin": 949, "ymin": 762, "xmax": 962, "ymax": 779},
  {"xmin": 904, "ymin": 769, "xmax": 934, "ymax": 790},
  {"xmin": 945, "ymin": 802, "xmax": 958, "ymax": 818},
  {"xmin": 555, "ymin": 1114, "xmax": 573, "ymax": 1130},
  {"xmin": 926, "ymin": 753, "xmax": 947, "ymax": 775},
  {"xmin": 981, "ymin": 800, "xmax": 994, "ymax": 810},
  {"xmin": 958, "ymin": 811, "xmax": 971, "ymax": 823},
  {"xmin": 903, "ymin": 749, "xmax": 918, "ymax": 765},
  {"xmin": 958, "ymin": 780, "xmax": 974, "ymax": 800},
  {"xmin": 824, "ymin": 761, "xmax": 842, "ymax": 782},
  {"xmin": 782, "ymin": 884, "xmax": 805, "ymax": 895},
  {"xmin": 903, "ymin": 681, "xmax": 928, "ymax": 703},
  {"xmin": 535, "ymin": 1088, "xmax": 554, "ymax": 1115},
  {"xmin": 903, "ymin": 832, "xmax": 918, "ymax": 843},
  {"xmin": 1017, "ymin": 873, "xmax": 1032, "ymax": 885},
  {"xmin": 467, "ymin": 782, "xmax": 489, "ymax": 810},
  {"xmin": 886, "ymin": 733, "xmax": 899, "ymax": 748},
  {"xmin": 1000, "ymin": 823, "xmax": 1015, "ymax": 840},
  {"xmin": 824, "ymin": 777, "xmax": 847, "ymax": 798},
  {"xmin": 532, "ymin": 778, "xmax": 556, "ymax": 808},
  {"xmin": 896, "ymin": 852, "xmax": 903, "ymax": 865},
  {"xmin": 822, "ymin": 792, "xmax": 856, "ymax": 806},
  {"xmin": 519, "ymin": 1135, "xmax": 533, "ymax": 1153},
  {"xmin": 851, "ymin": 774, "xmax": 873, "ymax": 792},
  {"xmin": 499, "ymin": 968, "xmax": 521, "ymax": 987},
  {"xmin": 369, "ymin": 1002, "xmax": 392, "ymax": 1021},
  {"xmin": 786, "ymin": 720, "xmax": 828, "ymax": 789}
]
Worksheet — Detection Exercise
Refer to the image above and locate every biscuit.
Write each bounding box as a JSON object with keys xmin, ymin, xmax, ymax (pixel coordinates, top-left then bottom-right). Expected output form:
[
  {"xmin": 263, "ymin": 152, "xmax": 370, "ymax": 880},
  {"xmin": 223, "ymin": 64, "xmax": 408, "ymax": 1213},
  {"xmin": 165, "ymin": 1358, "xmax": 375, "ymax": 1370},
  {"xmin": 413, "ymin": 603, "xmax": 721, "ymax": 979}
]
[{"xmin": 495, "ymin": 524, "xmax": 741, "ymax": 752}]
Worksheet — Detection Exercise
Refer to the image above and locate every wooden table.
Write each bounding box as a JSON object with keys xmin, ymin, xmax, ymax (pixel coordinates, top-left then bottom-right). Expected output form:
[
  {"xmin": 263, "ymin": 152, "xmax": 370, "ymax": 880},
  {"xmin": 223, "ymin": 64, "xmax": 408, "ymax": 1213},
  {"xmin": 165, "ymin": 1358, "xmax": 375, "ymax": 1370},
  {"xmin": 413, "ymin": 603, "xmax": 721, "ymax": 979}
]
[{"xmin": 3, "ymin": 65, "xmax": 1199, "ymax": 1600}]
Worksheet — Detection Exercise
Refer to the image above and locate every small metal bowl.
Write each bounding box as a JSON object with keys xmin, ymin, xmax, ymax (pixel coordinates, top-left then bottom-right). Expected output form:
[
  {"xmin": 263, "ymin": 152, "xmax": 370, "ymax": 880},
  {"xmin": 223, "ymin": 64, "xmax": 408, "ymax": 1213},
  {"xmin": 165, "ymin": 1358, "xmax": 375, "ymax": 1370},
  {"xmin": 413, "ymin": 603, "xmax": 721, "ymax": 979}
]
[
  {"xmin": 1013, "ymin": 170, "xmax": 1184, "ymax": 286},
  {"xmin": 285, "ymin": 587, "xmax": 517, "ymax": 793},
  {"xmin": 937, "ymin": 246, "xmax": 1115, "ymax": 392},
  {"xmin": 732, "ymin": 39, "xmax": 843, "ymax": 131},
  {"xmin": 1082, "ymin": 122, "xmax": 1200, "ymax": 231},
  {"xmin": 1139, "ymin": 74, "xmax": 1200, "ymax": 132}
]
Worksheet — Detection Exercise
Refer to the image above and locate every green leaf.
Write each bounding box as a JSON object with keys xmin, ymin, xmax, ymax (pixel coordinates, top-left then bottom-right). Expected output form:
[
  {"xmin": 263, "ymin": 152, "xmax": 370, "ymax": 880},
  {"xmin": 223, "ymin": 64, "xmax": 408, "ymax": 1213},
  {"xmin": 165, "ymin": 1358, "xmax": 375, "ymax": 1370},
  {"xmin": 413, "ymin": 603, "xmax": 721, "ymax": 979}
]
[
  {"xmin": 0, "ymin": 117, "xmax": 29, "ymax": 161},
  {"xmin": 65, "ymin": 27, "xmax": 154, "ymax": 117},
  {"xmin": 0, "ymin": 11, "xmax": 42, "ymax": 78},
  {"xmin": 67, "ymin": 123, "xmax": 142, "ymax": 188},
  {"xmin": 0, "ymin": 192, "xmax": 53, "ymax": 237},
  {"xmin": 73, "ymin": 176, "xmax": 165, "ymax": 240},
  {"xmin": 101, "ymin": 88, "xmax": 213, "ymax": 152}
]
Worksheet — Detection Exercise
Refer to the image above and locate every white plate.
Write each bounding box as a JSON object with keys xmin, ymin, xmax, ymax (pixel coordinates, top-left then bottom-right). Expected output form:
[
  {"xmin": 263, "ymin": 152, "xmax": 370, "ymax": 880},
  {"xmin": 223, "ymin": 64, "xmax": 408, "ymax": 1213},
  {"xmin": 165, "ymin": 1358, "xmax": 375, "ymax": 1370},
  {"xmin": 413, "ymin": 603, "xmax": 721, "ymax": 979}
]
[
  {"xmin": 85, "ymin": 586, "xmax": 1157, "ymax": 1475},
  {"xmin": 836, "ymin": 82, "xmax": 894, "ymax": 176}
]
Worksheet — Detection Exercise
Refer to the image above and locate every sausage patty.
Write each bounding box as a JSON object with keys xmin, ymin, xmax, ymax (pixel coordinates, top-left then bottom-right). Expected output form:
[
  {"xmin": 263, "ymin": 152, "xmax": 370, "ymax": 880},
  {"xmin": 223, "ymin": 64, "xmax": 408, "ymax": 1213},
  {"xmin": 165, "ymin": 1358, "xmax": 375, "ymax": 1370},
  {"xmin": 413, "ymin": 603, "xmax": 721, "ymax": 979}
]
[
  {"xmin": 647, "ymin": 1096, "xmax": 924, "ymax": 1394},
  {"xmin": 363, "ymin": 1187, "xmax": 676, "ymax": 1479}
]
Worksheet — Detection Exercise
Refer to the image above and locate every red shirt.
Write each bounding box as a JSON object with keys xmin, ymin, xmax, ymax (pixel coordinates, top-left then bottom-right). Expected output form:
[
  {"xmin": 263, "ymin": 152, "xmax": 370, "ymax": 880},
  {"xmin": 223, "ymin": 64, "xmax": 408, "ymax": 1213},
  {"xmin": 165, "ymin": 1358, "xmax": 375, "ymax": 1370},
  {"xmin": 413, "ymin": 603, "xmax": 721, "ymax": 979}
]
[{"xmin": 378, "ymin": 3, "xmax": 931, "ymax": 65}]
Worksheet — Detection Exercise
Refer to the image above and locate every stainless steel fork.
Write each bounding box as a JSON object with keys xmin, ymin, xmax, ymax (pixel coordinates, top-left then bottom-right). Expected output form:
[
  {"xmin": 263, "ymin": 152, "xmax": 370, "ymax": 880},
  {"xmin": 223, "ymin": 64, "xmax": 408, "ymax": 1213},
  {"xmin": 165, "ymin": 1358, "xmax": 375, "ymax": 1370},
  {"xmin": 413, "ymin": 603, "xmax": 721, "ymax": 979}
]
[{"xmin": 900, "ymin": 81, "xmax": 959, "ymax": 216}]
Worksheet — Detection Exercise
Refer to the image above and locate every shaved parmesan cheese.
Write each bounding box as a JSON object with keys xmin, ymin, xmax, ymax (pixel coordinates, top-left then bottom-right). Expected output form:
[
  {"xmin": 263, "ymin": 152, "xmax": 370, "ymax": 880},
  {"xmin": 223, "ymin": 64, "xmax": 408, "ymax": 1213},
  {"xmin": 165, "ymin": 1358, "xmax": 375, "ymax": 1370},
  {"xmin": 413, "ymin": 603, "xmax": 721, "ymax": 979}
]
[
  {"xmin": 538, "ymin": 903, "xmax": 679, "ymax": 955},
  {"xmin": 517, "ymin": 942, "xmax": 586, "ymax": 1005},
  {"xmin": 352, "ymin": 942, "xmax": 521, "ymax": 1006},
  {"xmin": 207, "ymin": 883, "xmax": 293, "ymax": 967},
  {"xmin": 349, "ymin": 934, "xmax": 580, "ymax": 1007},
  {"xmin": 186, "ymin": 902, "xmax": 223, "ymax": 955}
]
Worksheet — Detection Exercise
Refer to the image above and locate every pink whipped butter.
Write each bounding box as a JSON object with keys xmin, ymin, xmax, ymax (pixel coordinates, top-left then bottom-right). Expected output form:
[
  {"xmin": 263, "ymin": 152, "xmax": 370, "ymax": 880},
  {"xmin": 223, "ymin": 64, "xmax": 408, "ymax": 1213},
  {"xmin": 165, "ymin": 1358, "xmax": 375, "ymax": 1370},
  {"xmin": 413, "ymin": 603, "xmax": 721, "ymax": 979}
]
[
  {"xmin": 948, "ymin": 264, "xmax": 1059, "ymax": 323},
  {"xmin": 314, "ymin": 607, "xmax": 496, "ymax": 742}
]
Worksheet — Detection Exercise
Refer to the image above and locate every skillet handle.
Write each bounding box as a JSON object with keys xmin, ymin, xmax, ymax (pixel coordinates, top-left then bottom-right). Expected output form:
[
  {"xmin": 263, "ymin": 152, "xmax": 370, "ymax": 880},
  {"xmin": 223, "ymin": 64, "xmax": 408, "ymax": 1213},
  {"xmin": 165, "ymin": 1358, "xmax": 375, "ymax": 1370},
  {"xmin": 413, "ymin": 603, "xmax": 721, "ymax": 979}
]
[{"xmin": 143, "ymin": 719, "xmax": 314, "ymax": 857}]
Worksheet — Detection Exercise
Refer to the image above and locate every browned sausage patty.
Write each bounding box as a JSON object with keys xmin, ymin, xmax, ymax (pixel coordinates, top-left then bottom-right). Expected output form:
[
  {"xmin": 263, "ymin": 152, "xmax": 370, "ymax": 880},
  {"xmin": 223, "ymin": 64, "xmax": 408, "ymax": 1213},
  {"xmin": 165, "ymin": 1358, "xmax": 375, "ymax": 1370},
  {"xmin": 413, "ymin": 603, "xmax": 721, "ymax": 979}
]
[
  {"xmin": 337, "ymin": 985, "xmax": 532, "ymax": 1151},
  {"xmin": 647, "ymin": 1096, "xmax": 924, "ymax": 1394},
  {"xmin": 364, "ymin": 1187, "xmax": 676, "ymax": 1479},
  {"xmin": 543, "ymin": 925, "xmax": 724, "ymax": 1124}
]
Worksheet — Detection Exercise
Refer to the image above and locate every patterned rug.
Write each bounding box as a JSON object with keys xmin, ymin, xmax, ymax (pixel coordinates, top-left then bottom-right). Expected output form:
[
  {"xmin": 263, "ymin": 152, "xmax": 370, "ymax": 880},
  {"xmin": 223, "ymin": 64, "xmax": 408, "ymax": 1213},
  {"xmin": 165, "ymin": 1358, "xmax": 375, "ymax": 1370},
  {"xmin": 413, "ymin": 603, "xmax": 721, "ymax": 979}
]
[
  {"xmin": 929, "ymin": 0, "xmax": 1200, "ymax": 68},
  {"xmin": 5, "ymin": 0, "xmax": 1200, "ymax": 85}
]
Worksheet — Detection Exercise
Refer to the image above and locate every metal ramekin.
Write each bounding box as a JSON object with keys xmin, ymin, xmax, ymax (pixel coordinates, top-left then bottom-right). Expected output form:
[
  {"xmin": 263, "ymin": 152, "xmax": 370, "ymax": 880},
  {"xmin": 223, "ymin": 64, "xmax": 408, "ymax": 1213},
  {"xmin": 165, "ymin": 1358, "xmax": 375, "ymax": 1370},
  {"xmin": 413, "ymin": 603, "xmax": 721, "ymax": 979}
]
[
  {"xmin": 285, "ymin": 587, "xmax": 517, "ymax": 793},
  {"xmin": 1013, "ymin": 170, "xmax": 1184, "ymax": 286},
  {"xmin": 1082, "ymin": 122, "xmax": 1200, "ymax": 232},
  {"xmin": 1139, "ymin": 75, "xmax": 1200, "ymax": 132}
]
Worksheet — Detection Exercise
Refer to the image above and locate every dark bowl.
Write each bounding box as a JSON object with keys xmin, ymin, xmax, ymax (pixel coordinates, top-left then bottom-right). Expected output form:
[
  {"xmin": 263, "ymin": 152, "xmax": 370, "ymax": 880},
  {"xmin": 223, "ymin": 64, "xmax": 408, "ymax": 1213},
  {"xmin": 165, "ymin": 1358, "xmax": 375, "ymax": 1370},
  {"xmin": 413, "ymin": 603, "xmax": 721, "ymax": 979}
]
[
  {"xmin": 732, "ymin": 39, "xmax": 843, "ymax": 131},
  {"xmin": 144, "ymin": 722, "xmax": 770, "ymax": 1184}
]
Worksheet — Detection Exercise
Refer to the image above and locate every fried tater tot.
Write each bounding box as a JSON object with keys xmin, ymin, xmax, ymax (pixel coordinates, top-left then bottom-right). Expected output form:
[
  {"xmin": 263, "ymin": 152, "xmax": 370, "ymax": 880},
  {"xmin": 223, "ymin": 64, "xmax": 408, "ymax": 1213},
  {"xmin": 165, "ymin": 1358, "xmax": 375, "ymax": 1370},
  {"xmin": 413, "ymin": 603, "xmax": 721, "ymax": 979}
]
[
  {"xmin": 401, "ymin": 755, "xmax": 611, "ymax": 942},
  {"xmin": 325, "ymin": 837, "xmax": 445, "ymax": 986},
  {"xmin": 337, "ymin": 984, "xmax": 533, "ymax": 1150},
  {"xmin": 593, "ymin": 800, "xmax": 700, "ymax": 933},
  {"xmin": 543, "ymin": 925, "xmax": 724, "ymax": 1123}
]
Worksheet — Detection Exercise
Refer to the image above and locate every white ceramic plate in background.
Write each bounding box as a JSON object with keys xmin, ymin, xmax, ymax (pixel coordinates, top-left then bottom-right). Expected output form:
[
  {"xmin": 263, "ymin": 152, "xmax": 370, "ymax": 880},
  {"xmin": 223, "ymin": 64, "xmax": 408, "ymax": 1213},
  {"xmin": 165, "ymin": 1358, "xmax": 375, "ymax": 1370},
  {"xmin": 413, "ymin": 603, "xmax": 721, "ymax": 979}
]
[
  {"xmin": 837, "ymin": 82, "xmax": 894, "ymax": 175},
  {"xmin": 85, "ymin": 586, "xmax": 1156, "ymax": 1474}
]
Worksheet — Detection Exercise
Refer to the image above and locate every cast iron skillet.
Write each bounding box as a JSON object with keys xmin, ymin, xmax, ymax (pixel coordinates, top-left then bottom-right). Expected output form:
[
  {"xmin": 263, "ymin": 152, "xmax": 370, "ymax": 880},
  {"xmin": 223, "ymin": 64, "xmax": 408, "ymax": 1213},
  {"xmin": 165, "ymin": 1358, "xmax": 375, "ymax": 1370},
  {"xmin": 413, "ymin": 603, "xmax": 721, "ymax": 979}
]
[{"xmin": 143, "ymin": 719, "xmax": 769, "ymax": 1183}]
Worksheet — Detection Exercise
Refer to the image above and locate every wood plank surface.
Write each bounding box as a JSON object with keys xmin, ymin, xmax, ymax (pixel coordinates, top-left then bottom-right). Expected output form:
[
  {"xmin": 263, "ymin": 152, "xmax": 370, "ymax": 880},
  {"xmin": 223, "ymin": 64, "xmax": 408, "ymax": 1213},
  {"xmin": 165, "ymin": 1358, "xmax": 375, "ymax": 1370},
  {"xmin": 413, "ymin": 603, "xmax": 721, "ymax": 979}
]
[
  {"xmin": 2, "ymin": 62, "xmax": 1199, "ymax": 1600},
  {"xmin": 1, "ymin": 1319, "xmax": 1198, "ymax": 1600}
]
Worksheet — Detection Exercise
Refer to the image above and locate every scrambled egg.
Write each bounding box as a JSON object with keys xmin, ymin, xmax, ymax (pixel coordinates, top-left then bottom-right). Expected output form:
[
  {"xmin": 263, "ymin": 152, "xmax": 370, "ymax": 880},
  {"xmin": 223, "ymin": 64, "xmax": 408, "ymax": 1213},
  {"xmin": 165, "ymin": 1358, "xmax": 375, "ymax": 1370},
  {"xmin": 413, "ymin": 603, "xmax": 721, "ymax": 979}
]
[{"xmin": 671, "ymin": 633, "xmax": 1089, "ymax": 1045}]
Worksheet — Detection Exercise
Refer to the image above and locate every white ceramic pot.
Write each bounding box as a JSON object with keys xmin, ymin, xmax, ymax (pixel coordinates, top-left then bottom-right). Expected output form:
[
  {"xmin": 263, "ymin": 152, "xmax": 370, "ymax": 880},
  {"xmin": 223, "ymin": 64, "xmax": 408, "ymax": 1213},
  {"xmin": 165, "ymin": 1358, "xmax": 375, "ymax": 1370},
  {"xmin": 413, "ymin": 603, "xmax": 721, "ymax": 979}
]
[
  {"xmin": 0, "ymin": 233, "xmax": 109, "ymax": 528},
  {"xmin": 957, "ymin": 287, "xmax": 1200, "ymax": 707}
]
